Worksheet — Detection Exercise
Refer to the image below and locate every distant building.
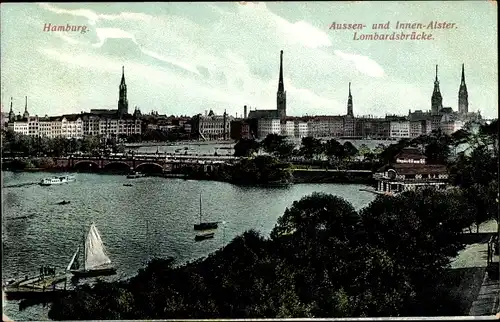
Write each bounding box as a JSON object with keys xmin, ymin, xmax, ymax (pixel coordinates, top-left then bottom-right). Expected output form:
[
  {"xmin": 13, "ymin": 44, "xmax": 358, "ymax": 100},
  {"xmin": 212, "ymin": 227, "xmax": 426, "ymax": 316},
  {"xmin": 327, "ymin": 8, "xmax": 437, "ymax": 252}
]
[
  {"xmin": 389, "ymin": 120, "xmax": 410, "ymax": 139},
  {"xmin": 192, "ymin": 110, "xmax": 232, "ymax": 140},
  {"xmin": 373, "ymin": 147, "xmax": 449, "ymax": 194},
  {"xmin": 257, "ymin": 118, "xmax": 281, "ymax": 138}
]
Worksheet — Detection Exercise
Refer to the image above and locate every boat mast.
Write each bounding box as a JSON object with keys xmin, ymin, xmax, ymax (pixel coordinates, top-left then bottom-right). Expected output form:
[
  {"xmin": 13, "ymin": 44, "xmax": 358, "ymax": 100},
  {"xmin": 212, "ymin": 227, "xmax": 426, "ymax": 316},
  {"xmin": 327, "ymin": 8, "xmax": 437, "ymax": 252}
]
[
  {"xmin": 83, "ymin": 226, "xmax": 86, "ymax": 271},
  {"xmin": 199, "ymin": 193, "xmax": 202, "ymax": 224}
]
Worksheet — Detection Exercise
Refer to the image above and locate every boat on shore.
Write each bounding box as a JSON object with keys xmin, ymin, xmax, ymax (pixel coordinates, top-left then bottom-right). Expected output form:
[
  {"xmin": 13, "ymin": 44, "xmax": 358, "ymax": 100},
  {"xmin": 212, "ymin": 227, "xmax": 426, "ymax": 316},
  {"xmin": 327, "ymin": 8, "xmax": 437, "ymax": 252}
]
[
  {"xmin": 67, "ymin": 223, "xmax": 117, "ymax": 278},
  {"xmin": 39, "ymin": 175, "xmax": 75, "ymax": 186},
  {"xmin": 193, "ymin": 193, "xmax": 219, "ymax": 231},
  {"xmin": 195, "ymin": 232, "xmax": 215, "ymax": 241}
]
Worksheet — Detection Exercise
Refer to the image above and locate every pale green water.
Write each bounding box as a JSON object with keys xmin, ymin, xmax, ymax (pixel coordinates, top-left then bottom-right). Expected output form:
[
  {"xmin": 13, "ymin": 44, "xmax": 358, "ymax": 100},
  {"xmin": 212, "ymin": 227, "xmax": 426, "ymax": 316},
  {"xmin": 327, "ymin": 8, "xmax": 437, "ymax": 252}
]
[{"xmin": 2, "ymin": 171, "xmax": 376, "ymax": 320}]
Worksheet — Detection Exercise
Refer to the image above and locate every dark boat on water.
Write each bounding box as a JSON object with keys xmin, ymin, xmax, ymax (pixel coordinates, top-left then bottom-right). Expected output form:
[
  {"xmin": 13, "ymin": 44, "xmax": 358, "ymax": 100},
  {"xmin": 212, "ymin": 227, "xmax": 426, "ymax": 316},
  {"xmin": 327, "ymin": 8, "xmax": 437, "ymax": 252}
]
[
  {"xmin": 57, "ymin": 200, "xmax": 70, "ymax": 205},
  {"xmin": 193, "ymin": 193, "xmax": 219, "ymax": 231},
  {"xmin": 195, "ymin": 232, "xmax": 215, "ymax": 241},
  {"xmin": 67, "ymin": 223, "xmax": 117, "ymax": 278}
]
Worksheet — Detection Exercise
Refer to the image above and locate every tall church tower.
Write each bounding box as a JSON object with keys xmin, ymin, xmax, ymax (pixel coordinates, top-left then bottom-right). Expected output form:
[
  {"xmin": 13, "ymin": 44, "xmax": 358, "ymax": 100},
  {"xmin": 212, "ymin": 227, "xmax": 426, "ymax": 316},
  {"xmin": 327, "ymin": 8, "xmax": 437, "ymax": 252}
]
[
  {"xmin": 277, "ymin": 50, "xmax": 287, "ymax": 120},
  {"xmin": 431, "ymin": 65, "xmax": 443, "ymax": 115},
  {"xmin": 8, "ymin": 97, "xmax": 15, "ymax": 122},
  {"xmin": 458, "ymin": 63, "xmax": 469, "ymax": 115},
  {"xmin": 118, "ymin": 66, "xmax": 129, "ymax": 117},
  {"xmin": 347, "ymin": 82, "xmax": 353, "ymax": 117},
  {"xmin": 22, "ymin": 96, "xmax": 29, "ymax": 119}
]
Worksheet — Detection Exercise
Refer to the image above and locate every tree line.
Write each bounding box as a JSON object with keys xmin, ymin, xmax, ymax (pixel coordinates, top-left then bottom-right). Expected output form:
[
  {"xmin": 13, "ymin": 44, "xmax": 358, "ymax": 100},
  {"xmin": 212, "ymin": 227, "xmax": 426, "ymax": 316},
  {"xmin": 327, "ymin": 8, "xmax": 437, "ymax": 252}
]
[{"xmin": 1, "ymin": 130, "xmax": 125, "ymax": 157}]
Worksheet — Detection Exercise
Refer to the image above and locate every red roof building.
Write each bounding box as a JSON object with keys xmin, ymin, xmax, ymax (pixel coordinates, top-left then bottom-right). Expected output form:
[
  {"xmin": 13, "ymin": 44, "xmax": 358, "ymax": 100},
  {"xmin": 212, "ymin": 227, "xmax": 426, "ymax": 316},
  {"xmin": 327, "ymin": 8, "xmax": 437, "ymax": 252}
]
[{"xmin": 373, "ymin": 147, "xmax": 449, "ymax": 194}]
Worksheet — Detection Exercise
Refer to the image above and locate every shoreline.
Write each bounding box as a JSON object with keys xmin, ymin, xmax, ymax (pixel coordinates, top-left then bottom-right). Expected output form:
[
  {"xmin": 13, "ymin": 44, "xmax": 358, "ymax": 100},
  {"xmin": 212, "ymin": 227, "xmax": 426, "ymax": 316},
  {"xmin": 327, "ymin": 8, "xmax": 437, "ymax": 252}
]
[{"xmin": 1, "ymin": 168, "xmax": 375, "ymax": 186}]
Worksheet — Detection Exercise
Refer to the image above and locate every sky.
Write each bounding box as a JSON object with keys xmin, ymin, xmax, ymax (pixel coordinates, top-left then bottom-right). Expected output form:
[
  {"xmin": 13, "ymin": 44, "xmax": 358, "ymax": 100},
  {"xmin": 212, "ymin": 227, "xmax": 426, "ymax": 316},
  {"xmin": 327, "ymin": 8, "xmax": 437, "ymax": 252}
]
[{"xmin": 0, "ymin": 1, "xmax": 498, "ymax": 119}]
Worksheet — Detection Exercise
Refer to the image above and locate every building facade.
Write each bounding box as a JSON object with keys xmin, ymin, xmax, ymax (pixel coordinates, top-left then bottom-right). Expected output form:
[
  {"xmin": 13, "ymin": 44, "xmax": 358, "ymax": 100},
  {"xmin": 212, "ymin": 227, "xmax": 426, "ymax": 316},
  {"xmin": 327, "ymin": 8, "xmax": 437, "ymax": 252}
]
[
  {"xmin": 193, "ymin": 110, "xmax": 232, "ymax": 140},
  {"xmin": 373, "ymin": 147, "xmax": 449, "ymax": 194}
]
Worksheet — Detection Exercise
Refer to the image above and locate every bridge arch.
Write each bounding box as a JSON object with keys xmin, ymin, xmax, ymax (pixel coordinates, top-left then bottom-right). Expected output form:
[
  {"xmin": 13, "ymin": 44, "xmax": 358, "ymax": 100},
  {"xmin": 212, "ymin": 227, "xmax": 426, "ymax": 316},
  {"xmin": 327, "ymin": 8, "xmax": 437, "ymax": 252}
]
[
  {"xmin": 103, "ymin": 161, "xmax": 132, "ymax": 173},
  {"xmin": 73, "ymin": 160, "xmax": 100, "ymax": 171},
  {"xmin": 135, "ymin": 162, "xmax": 164, "ymax": 174}
]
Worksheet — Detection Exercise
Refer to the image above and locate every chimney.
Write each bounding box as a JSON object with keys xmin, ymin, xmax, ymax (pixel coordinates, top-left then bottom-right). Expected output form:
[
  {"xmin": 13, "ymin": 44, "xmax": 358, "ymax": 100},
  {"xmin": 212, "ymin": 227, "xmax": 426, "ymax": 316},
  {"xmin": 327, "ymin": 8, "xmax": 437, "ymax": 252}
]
[
  {"xmin": 205, "ymin": 110, "xmax": 208, "ymax": 117},
  {"xmin": 244, "ymin": 105, "xmax": 248, "ymax": 118}
]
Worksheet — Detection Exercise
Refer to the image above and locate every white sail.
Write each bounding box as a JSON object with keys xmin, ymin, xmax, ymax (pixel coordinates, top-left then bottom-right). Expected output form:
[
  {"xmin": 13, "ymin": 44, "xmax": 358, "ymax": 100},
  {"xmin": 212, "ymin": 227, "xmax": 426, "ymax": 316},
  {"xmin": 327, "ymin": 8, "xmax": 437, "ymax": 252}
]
[
  {"xmin": 67, "ymin": 247, "xmax": 80, "ymax": 271},
  {"xmin": 84, "ymin": 224, "xmax": 111, "ymax": 270}
]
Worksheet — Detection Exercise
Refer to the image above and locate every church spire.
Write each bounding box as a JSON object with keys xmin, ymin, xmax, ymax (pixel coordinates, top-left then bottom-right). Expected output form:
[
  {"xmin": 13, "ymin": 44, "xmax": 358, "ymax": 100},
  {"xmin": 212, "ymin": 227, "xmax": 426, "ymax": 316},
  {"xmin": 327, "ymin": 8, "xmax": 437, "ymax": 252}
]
[
  {"xmin": 8, "ymin": 97, "xmax": 15, "ymax": 121},
  {"xmin": 278, "ymin": 50, "xmax": 284, "ymax": 92},
  {"xmin": 461, "ymin": 63, "xmax": 466, "ymax": 84},
  {"xmin": 276, "ymin": 50, "xmax": 287, "ymax": 120},
  {"xmin": 118, "ymin": 66, "xmax": 129, "ymax": 117},
  {"xmin": 121, "ymin": 66, "xmax": 126, "ymax": 85},
  {"xmin": 431, "ymin": 64, "xmax": 443, "ymax": 115},
  {"xmin": 347, "ymin": 82, "xmax": 353, "ymax": 117},
  {"xmin": 458, "ymin": 63, "xmax": 468, "ymax": 114}
]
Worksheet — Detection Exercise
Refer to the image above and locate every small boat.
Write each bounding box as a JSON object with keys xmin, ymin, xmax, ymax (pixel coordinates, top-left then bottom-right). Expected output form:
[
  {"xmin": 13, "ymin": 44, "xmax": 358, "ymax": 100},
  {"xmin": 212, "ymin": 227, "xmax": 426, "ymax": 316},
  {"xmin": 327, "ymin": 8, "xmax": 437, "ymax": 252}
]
[
  {"xmin": 57, "ymin": 200, "xmax": 70, "ymax": 205},
  {"xmin": 126, "ymin": 172, "xmax": 143, "ymax": 179},
  {"xmin": 193, "ymin": 193, "xmax": 219, "ymax": 231},
  {"xmin": 195, "ymin": 232, "xmax": 215, "ymax": 241},
  {"xmin": 123, "ymin": 183, "xmax": 133, "ymax": 187},
  {"xmin": 67, "ymin": 223, "xmax": 117, "ymax": 278},
  {"xmin": 39, "ymin": 176, "xmax": 75, "ymax": 186}
]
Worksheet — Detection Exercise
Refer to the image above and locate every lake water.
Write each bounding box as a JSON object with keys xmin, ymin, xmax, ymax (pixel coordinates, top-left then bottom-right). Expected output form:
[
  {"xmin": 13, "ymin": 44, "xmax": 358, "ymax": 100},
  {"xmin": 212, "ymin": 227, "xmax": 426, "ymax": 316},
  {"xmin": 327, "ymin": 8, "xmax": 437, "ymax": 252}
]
[{"xmin": 2, "ymin": 171, "xmax": 376, "ymax": 320}]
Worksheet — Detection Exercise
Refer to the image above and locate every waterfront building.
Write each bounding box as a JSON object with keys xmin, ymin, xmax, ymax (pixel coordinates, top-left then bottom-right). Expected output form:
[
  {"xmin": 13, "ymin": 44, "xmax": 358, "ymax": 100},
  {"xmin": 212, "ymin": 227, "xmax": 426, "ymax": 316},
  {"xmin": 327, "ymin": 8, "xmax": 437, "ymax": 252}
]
[
  {"xmin": 373, "ymin": 147, "xmax": 449, "ymax": 194},
  {"xmin": 9, "ymin": 119, "xmax": 28, "ymax": 135},
  {"xmin": 410, "ymin": 120, "xmax": 426, "ymax": 138},
  {"xmin": 294, "ymin": 120, "xmax": 308, "ymax": 138},
  {"xmin": 230, "ymin": 120, "xmax": 252, "ymax": 140},
  {"xmin": 389, "ymin": 120, "xmax": 410, "ymax": 138},
  {"xmin": 307, "ymin": 116, "xmax": 344, "ymax": 138},
  {"xmin": 281, "ymin": 120, "xmax": 295, "ymax": 137},
  {"xmin": 192, "ymin": 110, "xmax": 232, "ymax": 140},
  {"xmin": 342, "ymin": 116, "xmax": 356, "ymax": 137},
  {"xmin": 257, "ymin": 118, "xmax": 281, "ymax": 138}
]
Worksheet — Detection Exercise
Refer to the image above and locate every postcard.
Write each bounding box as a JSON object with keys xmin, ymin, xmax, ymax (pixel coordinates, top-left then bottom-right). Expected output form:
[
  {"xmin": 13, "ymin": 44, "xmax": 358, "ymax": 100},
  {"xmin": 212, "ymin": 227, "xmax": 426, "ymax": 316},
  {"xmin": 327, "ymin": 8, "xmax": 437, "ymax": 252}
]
[{"xmin": 1, "ymin": 1, "xmax": 498, "ymax": 320}]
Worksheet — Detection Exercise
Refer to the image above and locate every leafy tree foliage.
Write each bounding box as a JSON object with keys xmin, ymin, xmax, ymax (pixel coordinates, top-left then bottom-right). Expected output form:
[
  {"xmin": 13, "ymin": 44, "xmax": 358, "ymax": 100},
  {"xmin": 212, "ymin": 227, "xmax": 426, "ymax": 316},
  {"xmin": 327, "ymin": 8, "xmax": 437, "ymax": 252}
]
[
  {"xmin": 234, "ymin": 138, "xmax": 260, "ymax": 157},
  {"xmin": 299, "ymin": 137, "xmax": 323, "ymax": 160}
]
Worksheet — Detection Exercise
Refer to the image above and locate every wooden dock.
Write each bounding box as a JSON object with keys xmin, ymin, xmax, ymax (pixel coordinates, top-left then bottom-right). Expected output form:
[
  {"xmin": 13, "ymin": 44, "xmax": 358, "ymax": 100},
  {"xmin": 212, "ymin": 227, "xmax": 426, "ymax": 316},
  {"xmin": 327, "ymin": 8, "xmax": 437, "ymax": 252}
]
[{"xmin": 4, "ymin": 273, "xmax": 69, "ymax": 300}]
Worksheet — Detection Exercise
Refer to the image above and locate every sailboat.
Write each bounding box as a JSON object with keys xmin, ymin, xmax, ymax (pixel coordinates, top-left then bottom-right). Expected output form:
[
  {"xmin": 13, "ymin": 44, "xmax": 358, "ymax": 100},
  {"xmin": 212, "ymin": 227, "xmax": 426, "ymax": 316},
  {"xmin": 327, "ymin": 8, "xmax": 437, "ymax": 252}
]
[
  {"xmin": 67, "ymin": 223, "xmax": 117, "ymax": 278},
  {"xmin": 193, "ymin": 193, "xmax": 219, "ymax": 231}
]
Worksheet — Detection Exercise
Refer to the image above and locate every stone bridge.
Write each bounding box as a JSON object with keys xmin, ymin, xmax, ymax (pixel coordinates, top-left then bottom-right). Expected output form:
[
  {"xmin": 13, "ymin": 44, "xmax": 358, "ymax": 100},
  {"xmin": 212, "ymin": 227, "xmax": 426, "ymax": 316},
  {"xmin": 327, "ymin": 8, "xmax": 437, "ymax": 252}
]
[{"xmin": 55, "ymin": 154, "xmax": 236, "ymax": 173}]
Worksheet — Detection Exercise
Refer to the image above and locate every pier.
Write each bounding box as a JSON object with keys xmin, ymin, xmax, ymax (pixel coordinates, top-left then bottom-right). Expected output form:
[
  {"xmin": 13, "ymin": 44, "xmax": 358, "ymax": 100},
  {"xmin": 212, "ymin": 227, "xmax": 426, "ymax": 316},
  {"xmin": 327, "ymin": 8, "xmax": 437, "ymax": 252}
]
[{"xmin": 4, "ymin": 273, "xmax": 69, "ymax": 300}]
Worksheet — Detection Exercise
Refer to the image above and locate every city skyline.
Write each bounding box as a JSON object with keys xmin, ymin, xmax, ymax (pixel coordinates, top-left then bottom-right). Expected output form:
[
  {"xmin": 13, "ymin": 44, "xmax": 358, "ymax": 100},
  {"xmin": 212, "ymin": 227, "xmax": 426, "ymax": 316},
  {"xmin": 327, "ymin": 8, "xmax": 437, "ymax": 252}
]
[{"xmin": 1, "ymin": 2, "xmax": 498, "ymax": 119}]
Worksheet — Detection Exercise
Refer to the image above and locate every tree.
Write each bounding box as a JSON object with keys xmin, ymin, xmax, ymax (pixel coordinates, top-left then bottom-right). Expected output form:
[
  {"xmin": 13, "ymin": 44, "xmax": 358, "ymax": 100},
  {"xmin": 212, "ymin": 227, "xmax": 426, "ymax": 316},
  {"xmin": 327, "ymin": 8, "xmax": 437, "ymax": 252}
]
[
  {"xmin": 423, "ymin": 129, "xmax": 452, "ymax": 164},
  {"xmin": 81, "ymin": 136, "xmax": 100, "ymax": 154},
  {"xmin": 234, "ymin": 138, "xmax": 260, "ymax": 157},
  {"xmin": 323, "ymin": 139, "xmax": 345, "ymax": 163},
  {"xmin": 342, "ymin": 141, "xmax": 358, "ymax": 160},
  {"xmin": 299, "ymin": 137, "xmax": 323, "ymax": 160},
  {"xmin": 260, "ymin": 134, "xmax": 287, "ymax": 156},
  {"xmin": 357, "ymin": 144, "xmax": 371, "ymax": 159}
]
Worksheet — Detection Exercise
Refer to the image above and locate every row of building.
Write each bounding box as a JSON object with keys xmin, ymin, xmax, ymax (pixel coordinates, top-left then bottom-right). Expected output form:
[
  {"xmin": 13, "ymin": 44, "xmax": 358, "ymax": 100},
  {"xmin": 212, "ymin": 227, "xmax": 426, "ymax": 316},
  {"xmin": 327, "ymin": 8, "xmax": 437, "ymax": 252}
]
[
  {"xmin": 194, "ymin": 55, "xmax": 482, "ymax": 140},
  {"xmin": 1, "ymin": 51, "xmax": 486, "ymax": 142}
]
